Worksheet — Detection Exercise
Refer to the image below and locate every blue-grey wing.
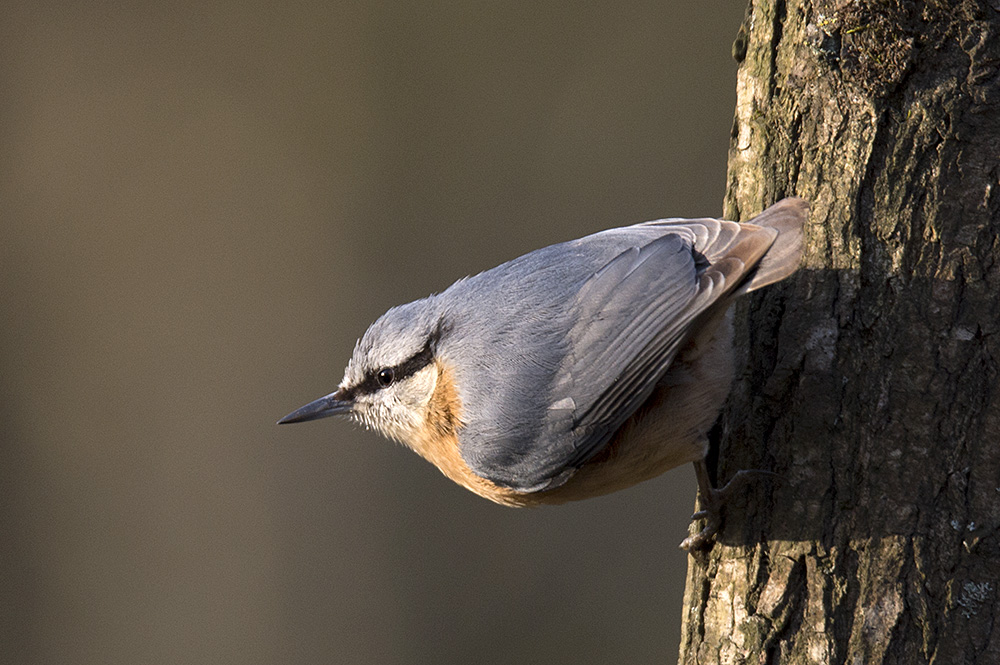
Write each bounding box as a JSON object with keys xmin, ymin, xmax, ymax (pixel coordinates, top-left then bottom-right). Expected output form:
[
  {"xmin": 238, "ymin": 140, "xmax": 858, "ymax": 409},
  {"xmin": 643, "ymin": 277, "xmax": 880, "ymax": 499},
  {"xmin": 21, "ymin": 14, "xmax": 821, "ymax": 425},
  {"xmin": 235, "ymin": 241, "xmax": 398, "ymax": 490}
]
[{"xmin": 486, "ymin": 235, "xmax": 712, "ymax": 490}]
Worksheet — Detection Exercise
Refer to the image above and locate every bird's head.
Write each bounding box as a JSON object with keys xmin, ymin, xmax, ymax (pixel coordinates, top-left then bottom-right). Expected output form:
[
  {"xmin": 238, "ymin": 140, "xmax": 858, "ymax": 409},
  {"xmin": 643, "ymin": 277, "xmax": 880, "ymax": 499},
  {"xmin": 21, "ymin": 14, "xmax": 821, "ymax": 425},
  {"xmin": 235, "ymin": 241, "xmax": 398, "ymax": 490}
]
[{"xmin": 278, "ymin": 299, "xmax": 448, "ymax": 447}]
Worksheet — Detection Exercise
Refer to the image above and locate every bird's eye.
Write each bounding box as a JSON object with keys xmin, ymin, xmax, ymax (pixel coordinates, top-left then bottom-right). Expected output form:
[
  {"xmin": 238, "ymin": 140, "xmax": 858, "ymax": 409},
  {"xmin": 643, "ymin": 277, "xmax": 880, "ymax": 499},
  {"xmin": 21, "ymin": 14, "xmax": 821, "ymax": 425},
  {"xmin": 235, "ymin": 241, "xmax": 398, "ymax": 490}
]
[{"xmin": 376, "ymin": 368, "xmax": 395, "ymax": 387}]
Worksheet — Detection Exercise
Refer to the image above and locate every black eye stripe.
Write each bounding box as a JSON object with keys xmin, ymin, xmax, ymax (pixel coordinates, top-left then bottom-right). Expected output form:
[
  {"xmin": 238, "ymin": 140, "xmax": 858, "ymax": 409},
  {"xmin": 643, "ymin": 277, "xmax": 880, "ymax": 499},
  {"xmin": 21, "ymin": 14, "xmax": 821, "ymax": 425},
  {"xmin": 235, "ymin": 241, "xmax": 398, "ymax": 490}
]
[{"xmin": 352, "ymin": 344, "xmax": 435, "ymax": 396}]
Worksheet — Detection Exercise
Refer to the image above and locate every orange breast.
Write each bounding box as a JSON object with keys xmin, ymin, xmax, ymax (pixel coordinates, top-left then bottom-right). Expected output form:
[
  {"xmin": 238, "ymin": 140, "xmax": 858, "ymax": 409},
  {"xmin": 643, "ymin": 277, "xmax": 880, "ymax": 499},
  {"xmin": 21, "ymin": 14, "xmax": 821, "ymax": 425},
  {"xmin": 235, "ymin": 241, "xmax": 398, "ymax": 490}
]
[{"xmin": 406, "ymin": 360, "xmax": 530, "ymax": 506}]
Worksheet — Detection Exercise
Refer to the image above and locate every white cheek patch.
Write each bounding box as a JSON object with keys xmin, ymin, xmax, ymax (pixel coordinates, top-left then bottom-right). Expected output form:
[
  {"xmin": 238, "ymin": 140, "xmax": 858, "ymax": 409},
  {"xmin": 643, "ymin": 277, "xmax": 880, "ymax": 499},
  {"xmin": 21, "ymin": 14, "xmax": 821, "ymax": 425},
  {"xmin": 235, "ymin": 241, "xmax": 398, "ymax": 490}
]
[{"xmin": 350, "ymin": 366, "xmax": 439, "ymax": 445}]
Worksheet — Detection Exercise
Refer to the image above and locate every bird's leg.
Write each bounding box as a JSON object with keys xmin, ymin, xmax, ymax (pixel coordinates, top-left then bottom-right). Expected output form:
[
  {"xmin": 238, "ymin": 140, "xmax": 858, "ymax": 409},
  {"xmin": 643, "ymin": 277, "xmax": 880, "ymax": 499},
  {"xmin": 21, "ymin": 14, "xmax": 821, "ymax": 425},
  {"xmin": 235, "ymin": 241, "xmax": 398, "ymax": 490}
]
[{"xmin": 680, "ymin": 459, "xmax": 759, "ymax": 552}]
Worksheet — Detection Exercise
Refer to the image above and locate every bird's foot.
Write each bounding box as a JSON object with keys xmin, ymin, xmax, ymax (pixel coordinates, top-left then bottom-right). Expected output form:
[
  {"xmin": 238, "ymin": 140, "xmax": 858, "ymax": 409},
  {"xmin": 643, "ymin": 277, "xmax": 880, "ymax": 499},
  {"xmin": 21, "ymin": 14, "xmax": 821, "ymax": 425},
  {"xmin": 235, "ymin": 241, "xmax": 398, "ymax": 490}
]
[{"xmin": 680, "ymin": 464, "xmax": 773, "ymax": 552}]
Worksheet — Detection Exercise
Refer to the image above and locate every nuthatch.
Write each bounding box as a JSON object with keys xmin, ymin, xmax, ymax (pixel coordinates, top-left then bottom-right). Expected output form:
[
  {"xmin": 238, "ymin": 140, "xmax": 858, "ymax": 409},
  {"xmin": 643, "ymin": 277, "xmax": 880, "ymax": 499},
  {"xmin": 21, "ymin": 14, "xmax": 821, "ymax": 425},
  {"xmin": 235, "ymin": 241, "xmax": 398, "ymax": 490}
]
[{"xmin": 280, "ymin": 198, "xmax": 806, "ymax": 549}]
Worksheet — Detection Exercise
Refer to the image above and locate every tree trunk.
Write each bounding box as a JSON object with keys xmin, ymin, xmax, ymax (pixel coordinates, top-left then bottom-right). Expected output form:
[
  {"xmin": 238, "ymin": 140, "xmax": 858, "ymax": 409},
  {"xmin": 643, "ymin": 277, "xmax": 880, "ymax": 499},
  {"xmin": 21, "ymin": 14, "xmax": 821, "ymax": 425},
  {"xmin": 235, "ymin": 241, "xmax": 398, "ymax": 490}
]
[{"xmin": 678, "ymin": 1, "xmax": 1000, "ymax": 663}]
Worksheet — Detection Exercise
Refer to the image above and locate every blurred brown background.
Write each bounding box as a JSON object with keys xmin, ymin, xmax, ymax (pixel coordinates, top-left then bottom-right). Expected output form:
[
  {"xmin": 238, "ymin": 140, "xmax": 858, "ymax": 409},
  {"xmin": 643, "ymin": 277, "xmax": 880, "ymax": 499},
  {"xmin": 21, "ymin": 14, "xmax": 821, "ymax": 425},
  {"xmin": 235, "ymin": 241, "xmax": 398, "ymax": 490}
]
[{"xmin": 1, "ymin": 2, "xmax": 744, "ymax": 663}]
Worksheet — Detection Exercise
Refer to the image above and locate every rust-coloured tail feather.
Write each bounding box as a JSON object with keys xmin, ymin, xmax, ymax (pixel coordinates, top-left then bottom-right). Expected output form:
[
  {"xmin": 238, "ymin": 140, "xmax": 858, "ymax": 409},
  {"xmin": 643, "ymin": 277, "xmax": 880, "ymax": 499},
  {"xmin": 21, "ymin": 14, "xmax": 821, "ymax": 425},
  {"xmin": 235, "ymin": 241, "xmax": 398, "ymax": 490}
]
[{"xmin": 738, "ymin": 197, "xmax": 807, "ymax": 293}]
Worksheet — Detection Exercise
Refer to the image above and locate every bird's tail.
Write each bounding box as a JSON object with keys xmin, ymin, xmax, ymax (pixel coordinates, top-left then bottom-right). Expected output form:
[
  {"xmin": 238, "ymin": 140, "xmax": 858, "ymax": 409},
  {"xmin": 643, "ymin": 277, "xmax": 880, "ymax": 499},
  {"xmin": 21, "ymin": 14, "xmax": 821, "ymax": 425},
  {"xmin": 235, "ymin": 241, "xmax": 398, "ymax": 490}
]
[{"xmin": 738, "ymin": 197, "xmax": 807, "ymax": 294}]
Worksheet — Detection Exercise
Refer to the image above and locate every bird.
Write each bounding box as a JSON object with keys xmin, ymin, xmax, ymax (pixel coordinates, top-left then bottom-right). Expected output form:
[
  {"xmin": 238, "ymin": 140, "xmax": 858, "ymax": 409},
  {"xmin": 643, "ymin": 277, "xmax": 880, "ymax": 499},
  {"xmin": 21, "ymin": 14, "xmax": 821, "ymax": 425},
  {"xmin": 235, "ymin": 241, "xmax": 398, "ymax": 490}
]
[{"xmin": 279, "ymin": 198, "xmax": 806, "ymax": 549}]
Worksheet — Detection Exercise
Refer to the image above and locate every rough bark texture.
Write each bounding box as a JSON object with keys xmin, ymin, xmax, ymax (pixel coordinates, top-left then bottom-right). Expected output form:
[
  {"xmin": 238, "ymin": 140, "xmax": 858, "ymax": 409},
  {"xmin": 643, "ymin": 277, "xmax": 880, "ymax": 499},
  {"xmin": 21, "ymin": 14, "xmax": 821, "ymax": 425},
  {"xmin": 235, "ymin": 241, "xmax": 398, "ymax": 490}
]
[{"xmin": 679, "ymin": 1, "xmax": 1000, "ymax": 663}]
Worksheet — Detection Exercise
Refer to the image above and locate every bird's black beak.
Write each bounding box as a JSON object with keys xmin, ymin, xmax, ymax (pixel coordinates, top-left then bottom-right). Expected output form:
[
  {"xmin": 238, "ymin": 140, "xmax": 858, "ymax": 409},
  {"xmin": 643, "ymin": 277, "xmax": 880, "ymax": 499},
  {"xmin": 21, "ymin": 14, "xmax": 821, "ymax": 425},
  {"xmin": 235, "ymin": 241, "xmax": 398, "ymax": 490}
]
[{"xmin": 278, "ymin": 390, "xmax": 353, "ymax": 424}]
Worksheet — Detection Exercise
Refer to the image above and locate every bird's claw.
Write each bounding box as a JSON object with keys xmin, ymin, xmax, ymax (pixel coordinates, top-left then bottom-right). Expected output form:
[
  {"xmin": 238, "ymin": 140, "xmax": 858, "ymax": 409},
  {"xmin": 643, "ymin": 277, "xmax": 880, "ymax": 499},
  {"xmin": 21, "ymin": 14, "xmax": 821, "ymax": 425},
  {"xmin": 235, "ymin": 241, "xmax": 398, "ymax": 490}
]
[{"xmin": 680, "ymin": 511, "xmax": 722, "ymax": 552}]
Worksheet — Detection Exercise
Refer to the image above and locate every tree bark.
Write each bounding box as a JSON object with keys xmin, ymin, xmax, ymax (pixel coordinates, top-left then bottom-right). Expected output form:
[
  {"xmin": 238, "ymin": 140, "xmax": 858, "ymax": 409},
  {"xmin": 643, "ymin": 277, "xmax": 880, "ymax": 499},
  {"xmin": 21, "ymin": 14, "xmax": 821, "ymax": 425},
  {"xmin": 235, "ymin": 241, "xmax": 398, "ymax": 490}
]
[{"xmin": 679, "ymin": 1, "xmax": 1000, "ymax": 663}]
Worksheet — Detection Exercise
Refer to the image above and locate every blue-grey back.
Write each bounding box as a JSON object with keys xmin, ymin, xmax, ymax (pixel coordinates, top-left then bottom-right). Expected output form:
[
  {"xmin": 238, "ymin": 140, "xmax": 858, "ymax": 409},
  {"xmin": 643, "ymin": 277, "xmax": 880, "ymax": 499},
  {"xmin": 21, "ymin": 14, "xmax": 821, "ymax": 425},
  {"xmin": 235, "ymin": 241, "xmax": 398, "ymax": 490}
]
[{"xmin": 437, "ymin": 224, "xmax": 707, "ymax": 490}]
